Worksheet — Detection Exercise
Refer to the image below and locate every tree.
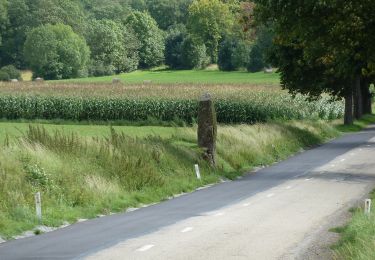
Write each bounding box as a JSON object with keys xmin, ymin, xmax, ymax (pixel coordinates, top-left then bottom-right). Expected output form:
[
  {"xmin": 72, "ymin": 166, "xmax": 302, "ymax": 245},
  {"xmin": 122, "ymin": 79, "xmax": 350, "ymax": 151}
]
[
  {"xmin": 0, "ymin": 0, "xmax": 7, "ymax": 47},
  {"xmin": 181, "ymin": 35, "xmax": 209, "ymax": 69},
  {"xmin": 247, "ymin": 44, "xmax": 263, "ymax": 72},
  {"xmin": 146, "ymin": 0, "xmax": 192, "ymax": 30},
  {"xmin": 24, "ymin": 23, "xmax": 90, "ymax": 80},
  {"xmin": 0, "ymin": 0, "xmax": 29, "ymax": 67},
  {"xmin": 187, "ymin": 0, "xmax": 234, "ymax": 63},
  {"xmin": 218, "ymin": 36, "xmax": 249, "ymax": 71},
  {"xmin": 246, "ymin": 27, "xmax": 273, "ymax": 72},
  {"xmin": 165, "ymin": 25, "xmax": 186, "ymax": 69},
  {"xmin": 81, "ymin": 0, "xmax": 131, "ymax": 22},
  {"xmin": 0, "ymin": 0, "xmax": 89, "ymax": 68},
  {"xmin": 254, "ymin": 0, "xmax": 375, "ymax": 124},
  {"xmin": 125, "ymin": 11, "xmax": 165, "ymax": 68},
  {"xmin": 86, "ymin": 19, "xmax": 139, "ymax": 76}
]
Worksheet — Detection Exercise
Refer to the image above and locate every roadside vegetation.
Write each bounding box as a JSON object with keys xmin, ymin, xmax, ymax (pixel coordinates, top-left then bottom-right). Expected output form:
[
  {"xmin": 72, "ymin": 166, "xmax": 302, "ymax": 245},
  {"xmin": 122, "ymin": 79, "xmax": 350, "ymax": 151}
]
[
  {"xmin": 0, "ymin": 120, "xmax": 340, "ymax": 239},
  {"xmin": 332, "ymin": 189, "xmax": 375, "ymax": 260}
]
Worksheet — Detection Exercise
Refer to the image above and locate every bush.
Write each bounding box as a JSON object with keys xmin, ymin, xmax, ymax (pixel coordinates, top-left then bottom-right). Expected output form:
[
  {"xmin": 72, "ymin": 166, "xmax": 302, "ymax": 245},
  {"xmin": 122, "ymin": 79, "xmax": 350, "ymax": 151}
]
[
  {"xmin": 181, "ymin": 36, "xmax": 209, "ymax": 69},
  {"xmin": 0, "ymin": 70, "xmax": 9, "ymax": 81},
  {"xmin": 0, "ymin": 65, "xmax": 22, "ymax": 80}
]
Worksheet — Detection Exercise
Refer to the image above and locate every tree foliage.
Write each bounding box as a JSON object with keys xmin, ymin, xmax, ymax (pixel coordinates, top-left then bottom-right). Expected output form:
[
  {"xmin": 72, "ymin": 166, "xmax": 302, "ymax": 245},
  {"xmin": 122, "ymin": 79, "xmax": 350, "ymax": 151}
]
[
  {"xmin": 165, "ymin": 26, "xmax": 186, "ymax": 69},
  {"xmin": 218, "ymin": 36, "xmax": 249, "ymax": 71},
  {"xmin": 187, "ymin": 0, "xmax": 234, "ymax": 63},
  {"xmin": 86, "ymin": 19, "xmax": 139, "ymax": 76},
  {"xmin": 254, "ymin": 0, "xmax": 375, "ymax": 124},
  {"xmin": 24, "ymin": 23, "xmax": 90, "ymax": 80},
  {"xmin": 181, "ymin": 35, "xmax": 209, "ymax": 69},
  {"xmin": 0, "ymin": 0, "xmax": 268, "ymax": 78},
  {"xmin": 146, "ymin": 0, "xmax": 192, "ymax": 30},
  {"xmin": 0, "ymin": 0, "xmax": 7, "ymax": 46},
  {"xmin": 125, "ymin": 11, "xmax": 165, "ymax": 68},
  {"xmin": 165, "ymin": 26, "xmax": 209, "ymax": 70}
]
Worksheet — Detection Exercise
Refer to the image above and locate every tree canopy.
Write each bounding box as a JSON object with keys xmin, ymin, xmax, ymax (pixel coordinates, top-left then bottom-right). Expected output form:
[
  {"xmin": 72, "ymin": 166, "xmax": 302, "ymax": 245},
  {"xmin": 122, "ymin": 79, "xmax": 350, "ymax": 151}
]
[
  {"xmin": 254, "ymin": 0, "xmax": 375, "ymax": 124},
  {"xmin": 24, "ymin": 23, "xmax": 90, "ymax": 80},
  {"xmin": 187, "ymin": 0, "xmax": 234, "ymax": 63},
  {"xmin": 125, "ymin": 11, "xmax": 165, "ymax": 68},
  {"xmin": 0, "ymin": 0, "xmax": 271, "ymax": 78}
]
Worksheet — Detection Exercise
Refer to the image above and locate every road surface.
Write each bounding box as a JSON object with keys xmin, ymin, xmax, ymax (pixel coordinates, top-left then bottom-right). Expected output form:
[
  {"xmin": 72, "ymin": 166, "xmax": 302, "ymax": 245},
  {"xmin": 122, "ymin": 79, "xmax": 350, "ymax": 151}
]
[{"xmin": 1, "ymin": 126, "xmax": 375, "ymax": 260}]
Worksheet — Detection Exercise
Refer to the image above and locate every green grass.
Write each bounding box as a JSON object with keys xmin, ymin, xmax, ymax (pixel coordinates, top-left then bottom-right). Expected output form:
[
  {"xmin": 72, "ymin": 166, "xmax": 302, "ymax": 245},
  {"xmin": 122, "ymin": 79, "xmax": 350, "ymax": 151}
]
[
  {"xmin": 332, "ymin": 189, "xmax": 375, "ymax": 260},
  {"xmin": 0, "ymin": 119, "xmax": 340, "ymax": 239},
  {"xmin": 334, "ymin": 114, "xmax": 375, "ymax": 132},
  {"xmin": 59, "ymin": 70, "xmax": 280, "ymax": 85}
]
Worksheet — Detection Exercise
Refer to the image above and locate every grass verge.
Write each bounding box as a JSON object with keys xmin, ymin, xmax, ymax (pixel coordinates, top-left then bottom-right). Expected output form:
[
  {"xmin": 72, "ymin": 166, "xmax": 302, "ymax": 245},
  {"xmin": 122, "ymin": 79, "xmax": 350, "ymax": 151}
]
[
  {"xmin": 329, "ymin": 114, "xmax": 375, "ymax": 259},
  {"xmin": 0, "ymin": 119, "xmax": 339, "ymax": 239},
  {"xmin": 332, "ymin": 190, "xmax": 375, "ymax": 260}
]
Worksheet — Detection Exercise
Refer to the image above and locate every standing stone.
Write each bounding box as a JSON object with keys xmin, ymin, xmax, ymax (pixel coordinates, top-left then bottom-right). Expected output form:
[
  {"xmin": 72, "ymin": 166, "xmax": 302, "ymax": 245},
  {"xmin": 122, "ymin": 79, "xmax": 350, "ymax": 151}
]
[{"xmin": 198, "ymin": 93, "xmax": 217, "ymax": 166}]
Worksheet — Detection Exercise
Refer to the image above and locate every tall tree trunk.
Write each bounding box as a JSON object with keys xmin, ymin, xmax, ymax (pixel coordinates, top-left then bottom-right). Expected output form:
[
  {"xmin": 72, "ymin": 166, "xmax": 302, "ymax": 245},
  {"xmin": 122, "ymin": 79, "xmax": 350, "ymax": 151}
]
[
  {"xmin": 353, "ymin": 74, "xmax": 363, "ymax": 119},
  {"xmin": 344, "ymin": 90, "xmax": 353, "ymax": 125},
  {"xmin": 361, "ymin": 78, "xmax": 372, "ymax": 114}
]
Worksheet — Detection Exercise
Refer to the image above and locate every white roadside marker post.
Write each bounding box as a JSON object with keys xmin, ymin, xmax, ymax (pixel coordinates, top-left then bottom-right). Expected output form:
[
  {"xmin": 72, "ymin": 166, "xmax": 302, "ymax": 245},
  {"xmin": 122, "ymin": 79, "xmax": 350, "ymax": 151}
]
[
  {"xmin": 35, "ymin": 192, "xmax": 42, "ymax": 223},
  {"xmin": 195, "ymin": 164, "xmax": 201, "ymax": 180},
  {"xmin": 365, "ymin": 199, "xmax": 372, "ymax": 215}
]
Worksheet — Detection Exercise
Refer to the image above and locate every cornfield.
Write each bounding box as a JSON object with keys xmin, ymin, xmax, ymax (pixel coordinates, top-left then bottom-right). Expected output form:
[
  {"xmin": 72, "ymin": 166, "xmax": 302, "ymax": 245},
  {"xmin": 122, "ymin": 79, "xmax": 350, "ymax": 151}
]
[{"xmin": 0, "ymin": 82, "xmax": 344, "ymax": 123}]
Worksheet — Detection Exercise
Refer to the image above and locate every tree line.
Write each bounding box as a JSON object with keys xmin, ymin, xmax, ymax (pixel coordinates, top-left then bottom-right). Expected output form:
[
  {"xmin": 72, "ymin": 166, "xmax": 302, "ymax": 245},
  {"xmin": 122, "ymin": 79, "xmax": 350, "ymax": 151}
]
[{"xmin": 0, "ymin": 0, "xmax": 271, "ymax": 80}]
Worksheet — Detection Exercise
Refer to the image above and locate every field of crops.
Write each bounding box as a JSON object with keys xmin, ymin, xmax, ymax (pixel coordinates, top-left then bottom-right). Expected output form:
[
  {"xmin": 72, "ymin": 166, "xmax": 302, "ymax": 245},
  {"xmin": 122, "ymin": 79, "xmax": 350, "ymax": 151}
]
[{"xmin": 0, "ymin": 82, "xmax": 344, "ymax": 124}]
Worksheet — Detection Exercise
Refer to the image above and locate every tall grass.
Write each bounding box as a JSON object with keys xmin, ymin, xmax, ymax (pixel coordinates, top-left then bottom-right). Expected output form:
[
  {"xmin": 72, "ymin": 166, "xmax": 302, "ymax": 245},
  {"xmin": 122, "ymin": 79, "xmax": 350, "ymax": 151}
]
[{"xmin": 0, "ymin": 121, "xmax": 339, "ymax": 239}]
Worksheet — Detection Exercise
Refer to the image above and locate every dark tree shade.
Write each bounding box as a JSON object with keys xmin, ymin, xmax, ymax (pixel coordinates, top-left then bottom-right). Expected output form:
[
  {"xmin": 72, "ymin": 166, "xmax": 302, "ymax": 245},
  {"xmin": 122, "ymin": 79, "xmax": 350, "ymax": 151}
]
[
  {"xmin": 247, "ymin": 44, "xmax": 264, "ymax": 72},
  {"xmin": 165, "ymin": 28, "xmax": 186, "ymax": 69}
]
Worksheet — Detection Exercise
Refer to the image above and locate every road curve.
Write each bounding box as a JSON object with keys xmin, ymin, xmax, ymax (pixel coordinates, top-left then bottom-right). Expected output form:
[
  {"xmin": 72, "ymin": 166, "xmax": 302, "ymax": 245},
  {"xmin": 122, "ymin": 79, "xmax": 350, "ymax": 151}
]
[{"xmin": 1, "ymin": 126, "xmax": 375, "ymax": 260}]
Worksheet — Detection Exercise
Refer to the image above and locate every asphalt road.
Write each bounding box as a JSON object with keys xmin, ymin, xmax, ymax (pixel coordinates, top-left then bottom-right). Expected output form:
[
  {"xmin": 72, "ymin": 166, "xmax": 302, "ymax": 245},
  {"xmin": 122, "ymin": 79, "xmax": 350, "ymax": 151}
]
[{"xmin": 1, "ymin": 126, "xmax": 375, "ymax": 260}]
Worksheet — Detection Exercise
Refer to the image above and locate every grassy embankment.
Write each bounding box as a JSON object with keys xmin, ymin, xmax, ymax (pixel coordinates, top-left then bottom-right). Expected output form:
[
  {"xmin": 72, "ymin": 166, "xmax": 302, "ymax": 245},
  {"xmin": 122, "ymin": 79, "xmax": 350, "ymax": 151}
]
[{"xmin": 0, "ymin": 120, "xmax": 340, "ymax": 240}]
